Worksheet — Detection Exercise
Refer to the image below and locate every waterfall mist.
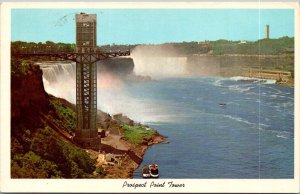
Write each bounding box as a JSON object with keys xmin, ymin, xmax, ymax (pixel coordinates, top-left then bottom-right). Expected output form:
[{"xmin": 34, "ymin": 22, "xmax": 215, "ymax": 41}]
[
  {"xmin": 131, "ymin": 45, "xmax": 189, "ymax": 79},
  {"xmin": 39, "ymin": 61, "xmax": 171, "ymax": 123}
]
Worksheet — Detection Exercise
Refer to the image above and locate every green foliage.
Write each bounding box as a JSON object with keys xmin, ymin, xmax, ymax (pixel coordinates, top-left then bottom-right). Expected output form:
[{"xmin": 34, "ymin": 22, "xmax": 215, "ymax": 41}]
[
  {"xmin": 11, "ymin": 151, "xmax": 61, "ymax": 178},
  {"xmin": 12, "ymin": 125, "xmax": 96, "ymax": 178},
  {"xmin": 21, "ymin": 128, "xmax": 33, "ymax": 146},
  {"xmin": 10, "ymin": 58, "xmax": 96, "ymax": 178},
  {"xmin": 11, "ymin": 41, "xmax": 76, "ymax": 54},
  {"xmin": 20, "ymin": 61, "xmax": 30, "ymax": 74},
  {"xmin": 11, "ymin": 58, "xmax": 32, "ymax": 76},
  {"xmin": 50, "ymin": 99, "xmax": 76, "ymax": 133},
  {"xmin": 122, "ymin": 124, "xmax": 156, "ymax": 144},
  {"xmin": 210, "ymin": 36, "xmax": 294, "ymax": 55},
  {"xmin": 11, "ymin": 36, "xmax": 294, "ymax": 57},
  {"xmin": 99, "ymin": 37, "xmax": 294, "ymax": 56},
  {"xmin": 291, "ymin": 70, "xmax": 294, "ymax": 78},
  {"xmin": 61, "ymin": 141, "xmax": 96, "ymax": 177},
  {"xmin": 28, "ymin": 126, "xmax": 96, "ymax": 178},
  {"xmin": 95, "ymin": 166, "xmax": 106, "ymax": 177}
]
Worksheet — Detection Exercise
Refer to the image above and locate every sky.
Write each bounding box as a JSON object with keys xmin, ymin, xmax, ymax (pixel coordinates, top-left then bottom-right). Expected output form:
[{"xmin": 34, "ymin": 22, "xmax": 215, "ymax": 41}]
[{"xmin": 11, "ymin": 9, "xmax": 294, "ymax": 45}]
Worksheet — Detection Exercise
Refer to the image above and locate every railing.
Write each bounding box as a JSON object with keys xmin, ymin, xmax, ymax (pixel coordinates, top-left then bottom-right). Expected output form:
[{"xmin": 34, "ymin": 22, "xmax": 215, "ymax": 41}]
[{"xmin": 12, "ymin": 50, "xmax": 131, "ymax": 63}]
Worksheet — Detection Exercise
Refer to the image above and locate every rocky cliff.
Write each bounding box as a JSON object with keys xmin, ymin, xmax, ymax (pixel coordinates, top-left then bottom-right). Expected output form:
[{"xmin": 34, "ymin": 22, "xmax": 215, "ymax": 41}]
[
  {"xmin": 11, "ymin": 59, "xmax": 101, "ymax": 178},
  {"xmin": 11, "ymin": 61, "xmax": 50, "ymax": 131},
  {"xmin": 98, "ymin": 57, "xmax": 134, "ymax": 78},
  {"xmin": 10, "ymin": 58, "xmax": 164, "ymax": 178}
]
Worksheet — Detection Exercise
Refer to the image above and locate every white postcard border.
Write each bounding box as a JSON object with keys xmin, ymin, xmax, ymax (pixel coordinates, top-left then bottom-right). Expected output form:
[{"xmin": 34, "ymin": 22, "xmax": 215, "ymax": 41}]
[{"xmin": 0, "ymin": 2, "xmax": 299, "ymax": 193}]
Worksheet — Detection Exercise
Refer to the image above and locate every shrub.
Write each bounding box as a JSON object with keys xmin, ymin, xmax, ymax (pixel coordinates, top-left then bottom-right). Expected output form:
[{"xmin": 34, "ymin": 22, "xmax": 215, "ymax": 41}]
[
  {"xmin": 29, "ymin": 126, "xmax": 96, "ymax": 178},
  {"xmin": 95, "ymin": 166, "xmax": 106, "ymax": 177},
  {"xmin": 122, "ymin": 124, "xmax": 156, "ymax": 144},
  {"xmin": 50, "ymin": 99, "xmax": 76, "ymax": 133},
  {"xmin": 11, "ymin": 151, "xmax": 61, "ymax": 178}
]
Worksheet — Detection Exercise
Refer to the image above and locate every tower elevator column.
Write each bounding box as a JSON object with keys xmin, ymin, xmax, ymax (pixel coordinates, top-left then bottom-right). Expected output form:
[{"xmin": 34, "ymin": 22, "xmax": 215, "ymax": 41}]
[{"xmin": 74, "ymin": 13, "xmax": 99, "ymax": 148}]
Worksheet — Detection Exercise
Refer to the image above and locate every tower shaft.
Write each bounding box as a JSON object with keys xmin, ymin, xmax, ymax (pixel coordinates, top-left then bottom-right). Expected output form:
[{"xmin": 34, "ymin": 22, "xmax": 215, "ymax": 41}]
[{"xmin": 74, "ymin": 13, "xmax": 99, "ymax": 148}]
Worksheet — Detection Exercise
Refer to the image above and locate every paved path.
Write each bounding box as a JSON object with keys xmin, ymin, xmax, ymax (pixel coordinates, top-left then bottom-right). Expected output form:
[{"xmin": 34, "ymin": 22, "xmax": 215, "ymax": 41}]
[{"xmin": 101, "ymin": 134, "xmax": 129, "ymax": 151}]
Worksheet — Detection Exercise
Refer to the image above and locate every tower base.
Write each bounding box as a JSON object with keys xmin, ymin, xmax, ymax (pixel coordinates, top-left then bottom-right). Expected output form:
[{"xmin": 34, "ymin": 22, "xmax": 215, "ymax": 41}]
[{"xmin": 74, "ymin": 129, "xmax": 101, "ymax": 150}]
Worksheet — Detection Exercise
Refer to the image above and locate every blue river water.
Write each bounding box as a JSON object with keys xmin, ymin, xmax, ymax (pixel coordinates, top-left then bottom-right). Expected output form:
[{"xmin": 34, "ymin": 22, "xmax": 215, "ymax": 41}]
[
  {"xmin": 123, "ymin": 76, "xmax": 294, "ymax": 179},
  {"xmin": 40, "ymin": 62, "xmax": 294, "ymax": 179}
]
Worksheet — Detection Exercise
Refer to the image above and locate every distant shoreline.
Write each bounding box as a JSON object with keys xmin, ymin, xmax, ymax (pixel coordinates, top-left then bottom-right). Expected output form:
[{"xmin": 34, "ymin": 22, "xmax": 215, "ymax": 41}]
[{"xmin": 221, "ymin": 72, "xmax": 294, "ymax": 88}]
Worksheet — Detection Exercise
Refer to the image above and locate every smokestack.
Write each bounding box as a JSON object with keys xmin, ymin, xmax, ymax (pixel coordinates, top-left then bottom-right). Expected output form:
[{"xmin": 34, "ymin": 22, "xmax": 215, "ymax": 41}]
[{"xmin": 266, "ymin": 25, "xmax": 270, "ymax": 39}]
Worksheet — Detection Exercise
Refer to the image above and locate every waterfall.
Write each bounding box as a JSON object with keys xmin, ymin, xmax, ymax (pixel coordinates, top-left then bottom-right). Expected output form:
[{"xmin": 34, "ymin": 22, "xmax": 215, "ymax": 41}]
[
  {"xmin": 38, "ymin": 61, "xmax": 76, "ymax": 103},
  {"xmin": 37, "ymin": 57, "xmax": 188, "ymax": 123},
  {"xmin": 38, "ymin": 61, "xmax": 129, "ymax": 114},
  {"xmin": 132, "ymin": 56, "xmax": 188, "ymax": 79},
  {"xmin": 39, "ymin": 62, "xmax": 76, "ymax": 82}
]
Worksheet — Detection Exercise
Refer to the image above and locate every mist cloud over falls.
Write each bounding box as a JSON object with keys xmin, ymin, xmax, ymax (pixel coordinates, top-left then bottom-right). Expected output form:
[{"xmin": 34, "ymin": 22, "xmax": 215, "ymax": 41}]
[
  {"xmin": 131, "ymin": 45, "xmax": 189, "ymax": 79},
  {"xmin": 39, "ymin": 61, "xmax": 172, "ymax": 123},
  {"xmin": 131, "ymin": 44, "xmax": 226, "ymax": 77}
]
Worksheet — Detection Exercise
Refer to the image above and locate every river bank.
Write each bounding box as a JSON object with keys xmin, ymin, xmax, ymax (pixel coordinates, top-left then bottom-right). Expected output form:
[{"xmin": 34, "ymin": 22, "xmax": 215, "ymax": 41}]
[
  {"xmin": 220, "ymin": 69, "xmax": 294, "ymax": 88},
  {"xmin": 87, "ymin": 122, "xmax": 167, "ymax": 178},
  {"xmin": 55, "ymin": 96, "xmax": 168, "ymax": 178},
  {"xmin": 186, "ymin": 54, "xmax": 294, "ymax": 88}
]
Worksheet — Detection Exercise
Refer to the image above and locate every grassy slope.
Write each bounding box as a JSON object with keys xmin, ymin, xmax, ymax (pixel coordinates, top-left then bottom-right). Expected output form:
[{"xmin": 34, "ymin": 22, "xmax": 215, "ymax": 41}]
[
  {"xmin": 50, "ymin": 98, "xmax": 76, "ymax": 134},
  {"xmin": 122, "ymin": 124, "xmax": 156, "ymax": 145},
  {"xmin": 12, "ymin": 126, "xmax": 96, "ymax": 178}
]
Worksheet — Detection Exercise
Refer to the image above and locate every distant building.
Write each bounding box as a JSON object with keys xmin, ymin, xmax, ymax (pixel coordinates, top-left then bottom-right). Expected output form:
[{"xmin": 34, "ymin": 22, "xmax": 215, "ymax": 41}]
[
  {"xmin": 113, "ymin": 113, "xmax": 134, "ymax": 125},
  {"xmin": 238, "ymin": 41, "xmax": 247, "ymax": 44},
  {"xmin": 266, "ymin": 25, "xmax": 270, "ymax": 39}
]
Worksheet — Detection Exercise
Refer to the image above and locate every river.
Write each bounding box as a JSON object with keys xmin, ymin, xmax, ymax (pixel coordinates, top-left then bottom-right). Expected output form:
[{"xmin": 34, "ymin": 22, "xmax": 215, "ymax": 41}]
[
  {"xmin": 39, "ymin": 62, "xmax": 294, "ymax": 179},
  {"xmin": 129, "ymin": 77, "xmax": 294, "ymax": 178}
]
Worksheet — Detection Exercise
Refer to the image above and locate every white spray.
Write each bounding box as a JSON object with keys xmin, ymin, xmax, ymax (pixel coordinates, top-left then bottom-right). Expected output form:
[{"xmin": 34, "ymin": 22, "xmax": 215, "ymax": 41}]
[
  {"xmin": 39, "ymin": 61, "xmax": 175, "ymax": 123},
  {"xmin": 131, "ymin": 45, "xmax": 189, "ymax": 79}
]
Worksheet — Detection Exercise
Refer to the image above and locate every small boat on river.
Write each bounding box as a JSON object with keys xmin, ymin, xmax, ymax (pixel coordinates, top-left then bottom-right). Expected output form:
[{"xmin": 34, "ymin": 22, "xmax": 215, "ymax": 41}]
[{"xmin": 142, "ymin": 164, "xmax": 159, "ymax": 178}]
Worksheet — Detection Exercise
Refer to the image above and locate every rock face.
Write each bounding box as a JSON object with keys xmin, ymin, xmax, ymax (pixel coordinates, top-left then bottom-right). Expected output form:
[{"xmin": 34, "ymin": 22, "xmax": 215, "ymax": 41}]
[
  {"xmin": 97, "ymin": 57, "xmax": 134, "ymax": 78},
  {"xmin": 11, "ymin": 61, "xmax": 100, "ymax": 178},
  {"xmin": 11, "ymin": 64, "xmax": 50, "ymax": 131},
  {"xmin": 186, "ymin": 55, "xmax": 221, "ymax": 76}
]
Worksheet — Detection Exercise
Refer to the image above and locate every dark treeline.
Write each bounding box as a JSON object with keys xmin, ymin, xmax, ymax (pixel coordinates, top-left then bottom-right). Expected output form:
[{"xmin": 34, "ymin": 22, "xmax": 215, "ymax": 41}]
[
  {"xmin": 11, "ymin": 36, "xmax": 294, "ymax": 55},
  {"xmin": 11, "ymin": 41, "xmax": 76, "ymax": 54},
  {"xmin": 209, "ymin": 36, "xmax": 294, "ymax": 55},
  {"xmin": 11, "ymin": 41, "xmax": 133, "ymax": 54}
]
